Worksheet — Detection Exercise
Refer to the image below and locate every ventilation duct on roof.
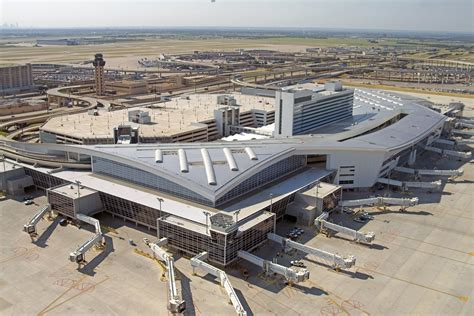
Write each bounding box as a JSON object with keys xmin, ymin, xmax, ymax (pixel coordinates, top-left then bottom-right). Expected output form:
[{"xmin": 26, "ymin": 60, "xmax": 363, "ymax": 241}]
[
  {"xmin": 201, "ymin": 148, "xmax": 217, "ymax": 185},
  {"xmin": 223, "ymin": 148, "xmax": 238, "ymax": 171},
  {"xmin": 178, "ymin": 149, "xmax": 188, "ymax": 173},
  {"xmin": 155, "ymin": 149, "xmax": 163, "ymax": 163},
  {"xmin": 244, "ymin": 147, "xmax": 258, "ymax": 160}
]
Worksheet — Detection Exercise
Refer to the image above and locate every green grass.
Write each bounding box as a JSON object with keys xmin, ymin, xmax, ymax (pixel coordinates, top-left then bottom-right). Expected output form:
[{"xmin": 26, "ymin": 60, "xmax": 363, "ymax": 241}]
[{"xmin": 247, "ymin": 36, "xmax": 401, "ymax": 47}]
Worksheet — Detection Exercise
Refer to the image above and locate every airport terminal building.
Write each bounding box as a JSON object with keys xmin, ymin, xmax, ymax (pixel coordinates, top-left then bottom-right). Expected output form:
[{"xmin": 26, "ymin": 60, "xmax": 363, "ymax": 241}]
[{"xmin": 0, "ymin": 85, "xmax": 453, "ymax": 265}]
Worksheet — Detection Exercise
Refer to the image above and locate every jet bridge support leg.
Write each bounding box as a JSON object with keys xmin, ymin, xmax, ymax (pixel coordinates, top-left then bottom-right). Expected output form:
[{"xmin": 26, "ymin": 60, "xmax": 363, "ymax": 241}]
[
  {"xmin": 267, "ymin": 233, "xmax": 356, "ymax": 270},
  {"xmin": 191, "ymin": 252, "xmax": 247, "ymax": 316}
]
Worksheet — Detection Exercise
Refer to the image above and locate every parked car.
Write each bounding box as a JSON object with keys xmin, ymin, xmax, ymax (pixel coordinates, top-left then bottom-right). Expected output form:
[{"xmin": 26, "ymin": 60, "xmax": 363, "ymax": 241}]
[
  {"xmin": 290, "ymin": 260, "xmax": 306, "ymax": 268},
  {"xmin": 24, "ymin": 200, "xmax": 34, "ymax": 205},
  {"xmin": 342, "ymin": 208, "xmax": 354, "ymax": 215},
  {"xmin": 289, "ymin": 233, "xmax": 298, "ymax": 240},
  {"xmin": 291, "ymin": 227, "xmax": 304, "ymax": 236},
  {"xmin": 353, "ymin": 216, "xmax": 368, "ymax": 223},
  {"xmin": 360, "ymin": 213, "xmax": 374, "ymax": 220},
  {"xmin": 59, "ymin": 218, "xmax": 68, "ymax": 226}
]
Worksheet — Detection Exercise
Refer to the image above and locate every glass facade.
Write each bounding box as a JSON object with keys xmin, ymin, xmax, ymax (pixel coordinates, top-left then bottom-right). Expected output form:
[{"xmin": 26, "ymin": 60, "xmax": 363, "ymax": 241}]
[
  {"xmin": 24, "ymin": 168, "xmax": 66, "ymax": 189},
  {"xmin": 48, "ymin": 191, "xmax": 75, "ymax": 218},
  {"xmin": 293, "ymin": 93, "xmax": 354, "ymax": 135},
  {"xmin": 216, "ymin": 155, "xmax": 306, "ymax": 206},
  {"xmin": 224, "ymin": 216, "xmax": 274, "ymax": 264},
  {"xmin": 159, "ymin": 218, "xmax": 226, "ymax": 264},
  {"xmin": 92, "ymin": 157, "xmax": 213, "ymax": 206},
  {"xmin": 159, "ymin": 212, "xmax": 274, "ymax": 266},
  {"xmin": 99, "ymin": 193, "xmax": 161, "ymax": 228}
]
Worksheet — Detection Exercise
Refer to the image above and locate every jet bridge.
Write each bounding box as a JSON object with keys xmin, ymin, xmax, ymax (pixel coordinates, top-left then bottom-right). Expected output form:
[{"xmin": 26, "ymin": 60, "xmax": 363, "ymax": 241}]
[
  {"xmin": 339, "ymin": 196, "xmax": 418, "ymax": 210},
  {"xmin": 456, "ymin": 139, "xmax": 474, "ymax": 145},
  {"xmin": 23, "ymin": 204, "xmax": 52, "ymax": 237},
  {"xmin": 433, "ymin": 138, "xmax": 474, "ymax": 147},
  {"xmin": 459, "ymin": 118, "xmax": 474, "ymax": 124},
  {"xmin": 143, "ymin": 238, "xmax": 185, "ymax": 314},
  {"xmin": 394, "ymin": 166, "xmax": 463, "ymax": 177},
  {"xmin": 69, "ymin": 213, "xmax": 104, "ymax": 264},
  {"xmin": 433, "ymin": 138, "xmax": 456, "ymax": 146},
  {"xmin": 237, "ymin": 250, "xmax": 309, "ymax": 284},
  {"xmin": 424, "ymin": 145, "xmax": 472, "ymax": 159},
  {"xmin": 191, "ymin": 252, "xmax": 247, "ymax": 316},
  {"xmin": 452, "ymin": 129, "xmax": 474, "ymax": 137},
  {"xmin": 314, "ymin": 212, "xmax": 375, "ymax": 244},
  {"xmin": 377, "ymin": 177, "xmax": 442, "ymax": 191},
  {"xmin": 267, "ymin": 233, "xmax": 356, "ymax": 270},
  {"xmin": 455, "ymin": 121, "xmax": 474, "ymax": 129}
]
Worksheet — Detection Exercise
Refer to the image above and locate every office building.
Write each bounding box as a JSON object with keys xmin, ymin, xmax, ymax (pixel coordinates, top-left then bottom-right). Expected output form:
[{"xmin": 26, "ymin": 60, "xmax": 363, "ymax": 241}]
[
  {"xmin": 0, "ymin": 64, "xmax": 34, "ymax": 93},
  {"xmin": 275, "ymin": 82, "xmax": 353, "ymax": 137}
]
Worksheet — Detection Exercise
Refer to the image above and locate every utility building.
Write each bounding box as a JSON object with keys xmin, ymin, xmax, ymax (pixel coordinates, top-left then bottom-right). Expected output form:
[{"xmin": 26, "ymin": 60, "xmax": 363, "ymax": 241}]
[{"xmin": 275, "ymin": 82, "xmax": 354, "ymax": 137}]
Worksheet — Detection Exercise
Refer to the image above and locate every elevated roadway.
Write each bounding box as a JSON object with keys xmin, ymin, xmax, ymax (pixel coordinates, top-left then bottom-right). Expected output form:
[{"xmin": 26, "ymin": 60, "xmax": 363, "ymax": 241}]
[{"xmin": 0, "ymin": 85, "xmax": 111, "ymax": 132}]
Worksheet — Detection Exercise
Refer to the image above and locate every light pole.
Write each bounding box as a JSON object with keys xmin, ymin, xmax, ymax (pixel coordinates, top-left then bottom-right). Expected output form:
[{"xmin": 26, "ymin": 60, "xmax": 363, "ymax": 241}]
[
  {"xmin": 315, "ymin": 181, "xmax": 320, "ymax": 214},
  {"xmin": 234, "ymin": 209, "xmax": 240, "ymax": 224},
  {"xmin": 157, "ymin": 197, "xmax": 164, "ymax": 238},
  {"xmin": 269, "ymin": 193, "xmax": 273, "ymax": 213},
  {"xmin": 75, "ymin": 180, "xmax": 81, "ymax": 215},
  {"xmin": 157, "ymin": 197, "xmax": 164, "ymax": 219},
  {"xmin": 269, "ymin": 193, "xmax": 276, "ymax": 233},
  {"xmin": 203, "ymin": 211, "xmax": 211, "ymax": 235}
]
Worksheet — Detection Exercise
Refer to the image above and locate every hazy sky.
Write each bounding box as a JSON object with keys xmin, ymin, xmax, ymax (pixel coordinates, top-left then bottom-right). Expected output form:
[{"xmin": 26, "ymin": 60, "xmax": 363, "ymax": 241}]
[{"xmin": 1, "ymin": 0, "xmax": 473, "ymax": 32}]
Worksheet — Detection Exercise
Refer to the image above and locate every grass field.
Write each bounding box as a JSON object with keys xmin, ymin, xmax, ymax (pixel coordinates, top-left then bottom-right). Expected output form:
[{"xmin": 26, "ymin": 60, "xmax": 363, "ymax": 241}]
[
  {"xmin": 0, "ymin": 36, "xmax": 459, "ymax": 66},
  {"xmin": 1, "ymin": 37, "xmax": 363, "ymax": 67},
  {"xmin": 0, "ymin": 38, "xmax": 267, "ymax": 66}
]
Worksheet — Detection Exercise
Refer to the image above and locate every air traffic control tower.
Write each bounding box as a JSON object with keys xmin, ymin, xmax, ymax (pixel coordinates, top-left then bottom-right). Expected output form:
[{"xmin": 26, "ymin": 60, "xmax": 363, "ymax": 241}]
[{"xmin": 93, "ymin": 53, "xmax": 106, "ymax": 96}]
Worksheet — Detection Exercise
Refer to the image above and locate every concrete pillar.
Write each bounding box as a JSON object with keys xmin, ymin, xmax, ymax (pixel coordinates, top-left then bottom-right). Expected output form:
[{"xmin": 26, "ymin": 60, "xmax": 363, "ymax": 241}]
[{"xmin": 408, "ymin": 149, "xmax": 417, "ymax": 167}]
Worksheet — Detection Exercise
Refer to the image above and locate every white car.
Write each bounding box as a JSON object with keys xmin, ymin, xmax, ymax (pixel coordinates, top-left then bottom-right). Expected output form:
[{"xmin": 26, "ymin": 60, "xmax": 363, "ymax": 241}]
[
  {"xmin": 290, "ymin": 260, "xmax": 306, "ymax": 268},
  {"xmin": 24, "ymin": 200, "xmax": 34, "ymax": 205}
]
